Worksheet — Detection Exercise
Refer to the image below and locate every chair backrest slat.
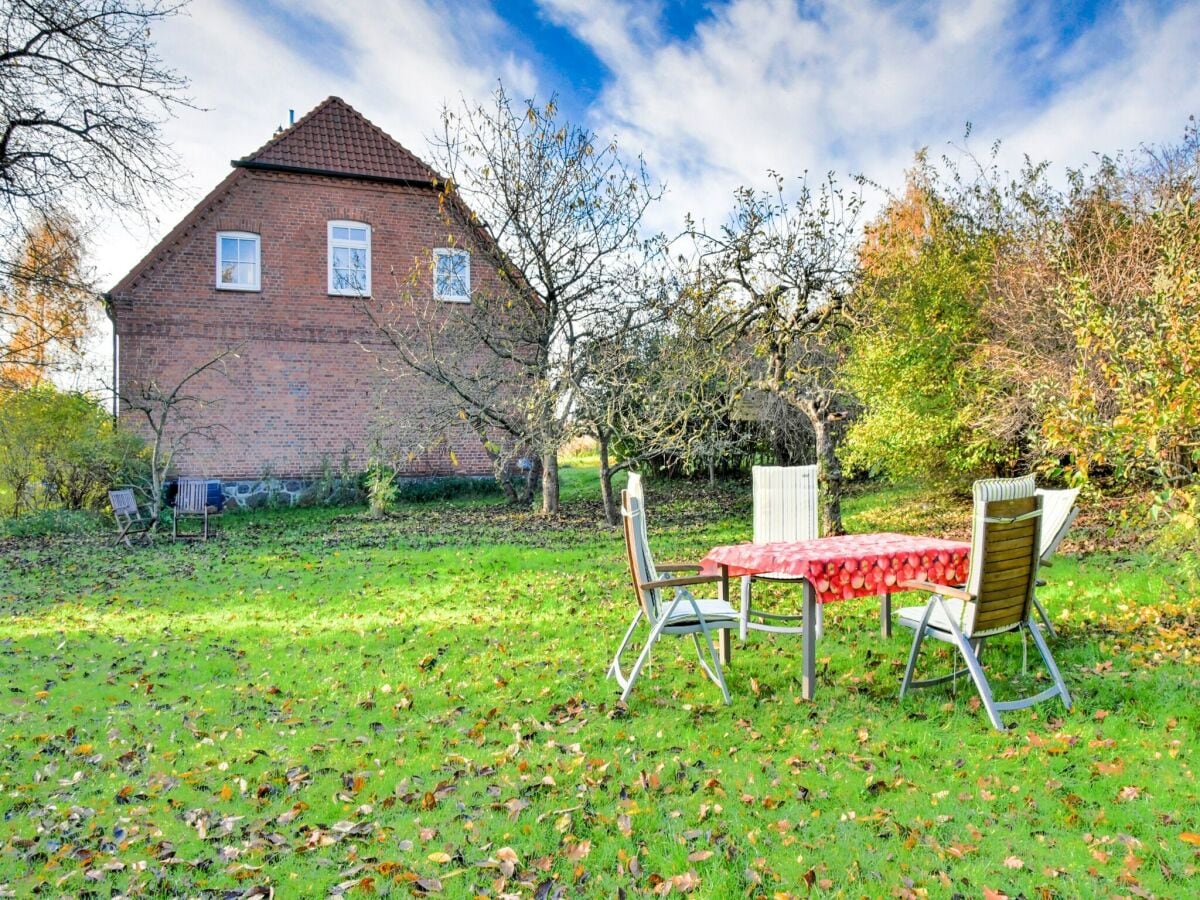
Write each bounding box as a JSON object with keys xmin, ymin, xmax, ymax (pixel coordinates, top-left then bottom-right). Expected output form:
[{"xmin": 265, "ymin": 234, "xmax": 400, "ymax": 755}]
[
  {"xmin": 752, "ymin": 465, "xmax": 818, "ymax": 544},
  {"xmin": 109, "ymin": 489, "xmax": 138, "ymax": 518},
  {"xmin": 968, "ymin": 474, "xmax": 1035, "ymax": 596},
  {"xmin": 176, "ymin": 478, "xmax": 208, "ymax": 514},
  {"xmin": 1035, "ymin": 488, "xmax": 1080, "ymax": 561},
  {"xmin": 621, "ymin": 489, "xmax": 662, "ymax": 623},
  {"xmin": 967, "ymin": 495, "xmax": 1043, "ymax": 636}
]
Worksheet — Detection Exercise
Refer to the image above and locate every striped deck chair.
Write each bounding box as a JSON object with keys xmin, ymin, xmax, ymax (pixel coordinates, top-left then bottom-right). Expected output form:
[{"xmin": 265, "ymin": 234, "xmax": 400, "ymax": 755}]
[
  {"xmin": 607, "ymin": 474, "xmax": 737, "ymax": 705},
  {"xmin": 895, "ymin": 475, "xmax": 1071, "ymax": 730}
]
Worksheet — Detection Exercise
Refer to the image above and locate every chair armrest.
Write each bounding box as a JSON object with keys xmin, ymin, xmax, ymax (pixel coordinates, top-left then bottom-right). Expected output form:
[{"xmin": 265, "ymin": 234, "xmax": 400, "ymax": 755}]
[
  {"xmin": 898, "ymin": 579, "xmax": 974, "ymax": 601},
  {"xmin": 1036, "ymin": 578, "xmax": 1047, "ymax": 588},
  {"xmin": 657, "ymin": 563, "xmax": 701, "ymax": 573},
  {"xmin": 643, "ymin": 574, "xmax": 721, "ymax": 591},
  {"xmin": 1039, "ymin": 557, "xmax": 1055, "ymax": 568}
]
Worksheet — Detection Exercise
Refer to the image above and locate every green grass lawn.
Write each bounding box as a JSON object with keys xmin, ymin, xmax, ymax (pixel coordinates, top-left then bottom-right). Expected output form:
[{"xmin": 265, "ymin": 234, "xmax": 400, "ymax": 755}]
[{"xmin": 1, "ymin": 464, "xmax": 1198, "ymax": 897}]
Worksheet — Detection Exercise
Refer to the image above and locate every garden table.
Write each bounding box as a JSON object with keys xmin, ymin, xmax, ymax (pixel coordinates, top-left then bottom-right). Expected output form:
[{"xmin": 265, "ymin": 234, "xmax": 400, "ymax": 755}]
[{"xmin": 700, "ymin": 533, "xmax": 971, "ymax": 701}]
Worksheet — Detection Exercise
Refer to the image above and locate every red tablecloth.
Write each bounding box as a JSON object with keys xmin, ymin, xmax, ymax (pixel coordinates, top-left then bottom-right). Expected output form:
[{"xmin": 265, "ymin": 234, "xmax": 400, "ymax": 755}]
[{"xmin": 701, "ymin": 532, "xmax": 971, "ymax": 605}]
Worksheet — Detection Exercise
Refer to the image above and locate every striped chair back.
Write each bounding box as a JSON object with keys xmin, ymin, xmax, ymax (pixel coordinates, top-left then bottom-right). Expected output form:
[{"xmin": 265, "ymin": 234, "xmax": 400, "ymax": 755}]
[
  {"xmin": 968, "ymin": 474, "xmax": 1035, "ymax": 597},
  {"xmin": 109, "ymin": 489, "xmax": 139, "ymax": 518},
  {"xmin": 175, "ymin": 478, "xmax": 209, "ymax": 514},
  {"xmin": 752, "ymin": 465, "xmax": 819, "ymax": 544},
  {"xmin": 964, "ymin": 494, "xmax": 1043, "ymax": 637}
]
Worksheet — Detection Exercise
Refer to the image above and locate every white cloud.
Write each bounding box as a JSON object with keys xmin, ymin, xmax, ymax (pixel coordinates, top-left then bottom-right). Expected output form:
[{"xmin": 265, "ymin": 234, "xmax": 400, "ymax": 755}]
[{"xmin": 536, "ymin": 0, "xmax": 1200, "ymax": 232}]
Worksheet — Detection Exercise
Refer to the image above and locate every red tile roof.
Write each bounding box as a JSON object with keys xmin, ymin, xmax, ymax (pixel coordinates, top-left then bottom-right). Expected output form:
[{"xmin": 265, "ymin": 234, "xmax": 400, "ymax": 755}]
[{"xmin": 236, "ymin": 96, "xmax": 441, "ymax": 185}]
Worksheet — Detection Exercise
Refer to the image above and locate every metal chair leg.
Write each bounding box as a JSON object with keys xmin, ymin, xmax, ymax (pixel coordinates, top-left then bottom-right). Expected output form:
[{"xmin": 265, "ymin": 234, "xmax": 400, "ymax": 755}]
[
  {"xmin": 739, "ymin": 576, "xmax": 751, "ymax": 641},
  {"xmin": 608, "ymin": 610, "xmax": 643, "ymax": 683},
  {"xmin": 691, "ymin": 629, "xmax": 732, "ymax": 705},
  {"xmin": 1028, "ymin": 620, "xmax": 1072, "ymax": 711},
  {"xmin": 900, "ymin": 601, "xmax": 935, "ymax": 699},
  {"xmin": 619, "ymin": 614, "xmax": 672, "ymax": 704},
  {"xmin": 1032, "ymin": 593, "xmax": 1057, "ymax": 638},
  {"xmin": 942, "ymin": 616, "xmax": 1005, "ymax": 731}
]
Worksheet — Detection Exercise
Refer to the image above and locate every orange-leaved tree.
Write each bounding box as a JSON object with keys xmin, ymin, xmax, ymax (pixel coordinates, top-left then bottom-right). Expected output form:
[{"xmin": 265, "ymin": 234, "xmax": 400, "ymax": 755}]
[{"xmin": 0, "ymin": 214, "xmax": 95, "ymax": 390}]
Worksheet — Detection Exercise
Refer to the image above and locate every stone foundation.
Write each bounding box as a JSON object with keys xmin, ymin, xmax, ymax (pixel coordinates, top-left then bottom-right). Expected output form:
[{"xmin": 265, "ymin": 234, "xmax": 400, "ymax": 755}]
[
  {"xmin": 221, "ymin": 478, "xmax": 320, "ymax": 509},
  {"xmin": 217, "ymin": 474, "xmax": 496, "ymax": 509}
]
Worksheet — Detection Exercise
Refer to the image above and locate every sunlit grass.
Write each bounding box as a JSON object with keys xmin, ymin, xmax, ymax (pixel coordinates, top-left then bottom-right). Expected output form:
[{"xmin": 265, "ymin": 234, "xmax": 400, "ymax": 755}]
[{"xmin": 0, "ymin": 467, "xmax": 1197, "ymax": 896}]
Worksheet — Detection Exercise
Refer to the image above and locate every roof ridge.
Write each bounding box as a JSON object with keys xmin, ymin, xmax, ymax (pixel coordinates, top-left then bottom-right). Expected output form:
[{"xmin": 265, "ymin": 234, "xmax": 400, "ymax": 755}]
[
  {"xmin": 236, "ymin": 96, "xmax": 441, "ymax": 184},
  {"xmin": 237, "ymin": 95, "xmax": 341, "ymax": 164}
]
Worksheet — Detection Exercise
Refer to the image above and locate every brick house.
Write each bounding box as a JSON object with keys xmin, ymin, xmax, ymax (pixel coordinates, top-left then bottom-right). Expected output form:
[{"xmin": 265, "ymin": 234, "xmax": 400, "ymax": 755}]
[{"xmin": 108, "ymin": 97, "xmax": 514, "ymax": 504}]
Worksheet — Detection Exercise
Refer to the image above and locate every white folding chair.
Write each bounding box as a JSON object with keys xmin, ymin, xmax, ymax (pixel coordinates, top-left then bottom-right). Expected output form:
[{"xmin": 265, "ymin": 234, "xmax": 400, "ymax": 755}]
[
  {"xmin": 1032, "ymin": 488, "xmax": 1080, "ymax": 637},
  {"xmin": 739, "ymin": 465, "xmax": 822, "ymax": 641},
  {"xmin": 607, "ymin": 476, "xmax": 737, "ymax": 705},
  {"xmin": 895, "ymin": 475, "xmax": 1072, "ymax": 730}
]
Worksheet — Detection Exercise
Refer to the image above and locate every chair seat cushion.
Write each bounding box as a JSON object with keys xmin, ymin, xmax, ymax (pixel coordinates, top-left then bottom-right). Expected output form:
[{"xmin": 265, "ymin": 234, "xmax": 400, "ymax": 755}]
[
  {"xmin": 751, "ymin": 571, "xmax": 806, "ymax": 582},
  {"xmin": 664, "ymin": 596, "xmax": 739, "ymax": 626},
  {"xmin": 897, "ymin": 598, "xmax": 976, "ymax": 634}
]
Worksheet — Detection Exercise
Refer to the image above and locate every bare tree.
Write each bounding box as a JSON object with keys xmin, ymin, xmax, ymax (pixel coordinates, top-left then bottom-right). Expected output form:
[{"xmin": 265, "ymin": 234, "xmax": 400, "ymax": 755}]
[
  {"xmin": 0, "ymin": 0, "xmax": 191, "ymax": 271},
  {"xmin": 688, "ymin": 173, "xmax": 862, "ymax": 534},
  {"xmin": 368, "ymin": 85, "xmax": 660, "ymax": 515},
  {"xmin": 116, "ymin": 344, "xmax": 239, "ymax": 525}
]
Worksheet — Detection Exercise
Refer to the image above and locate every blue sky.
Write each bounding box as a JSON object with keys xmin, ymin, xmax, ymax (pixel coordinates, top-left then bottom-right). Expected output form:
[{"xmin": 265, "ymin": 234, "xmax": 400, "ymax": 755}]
[{"xmin": 93, "ymin": 0, "xmax": 1200, "ymax": 293}]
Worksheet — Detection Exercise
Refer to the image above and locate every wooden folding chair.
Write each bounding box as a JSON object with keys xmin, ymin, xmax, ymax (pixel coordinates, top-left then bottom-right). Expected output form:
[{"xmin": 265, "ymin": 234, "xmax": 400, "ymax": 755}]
[
  {"xmin": 109, "ymin": 489, "xmax": 152, "ymax": 547},
  {"xmin": 173, "ymin": 477, "xmax": 221, "ymax": 541}
]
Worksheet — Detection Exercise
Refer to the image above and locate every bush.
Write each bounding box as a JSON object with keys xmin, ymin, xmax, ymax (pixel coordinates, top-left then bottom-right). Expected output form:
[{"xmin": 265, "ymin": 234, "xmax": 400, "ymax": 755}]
[
  {"xmin": 395, "ymin": 476, "xmax": 502, "ymax": 503},
  {"xmin": 0, "ymin": 508, "xmax": 105, "ymax": 537},
  {"xmin": 0, "ymin": 386, "xmax": 147, "ymax": 516}
]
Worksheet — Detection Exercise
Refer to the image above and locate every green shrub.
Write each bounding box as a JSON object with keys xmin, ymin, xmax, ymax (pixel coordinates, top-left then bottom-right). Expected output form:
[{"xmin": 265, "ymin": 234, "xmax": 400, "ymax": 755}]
[
  {"xmin": 0, "ymin": 508, "xmax": 105, "ymax": 537},
  {"xmin": 364, "ymin": 465, "xmax": 396, "ymax": 517},
  {"xmin": 394, "ymin": 475, "xmax": 502, "ymax": 503},
  {"xmin": 0, "ymin": 386, "xmax": 147, "ymax": 516}
]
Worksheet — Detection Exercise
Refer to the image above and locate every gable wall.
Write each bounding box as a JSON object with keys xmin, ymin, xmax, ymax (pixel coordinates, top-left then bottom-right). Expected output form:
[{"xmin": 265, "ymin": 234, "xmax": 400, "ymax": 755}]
[{"xmin": 111, "ymin": 170, "xmax": 508, "ymax": 479}]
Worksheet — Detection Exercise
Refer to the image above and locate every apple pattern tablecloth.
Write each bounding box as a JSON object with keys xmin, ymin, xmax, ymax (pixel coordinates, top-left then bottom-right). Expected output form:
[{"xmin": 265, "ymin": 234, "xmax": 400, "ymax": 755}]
[{"xmin": 701, "ymin": 533, "xmax": 971, "ymax": 604}]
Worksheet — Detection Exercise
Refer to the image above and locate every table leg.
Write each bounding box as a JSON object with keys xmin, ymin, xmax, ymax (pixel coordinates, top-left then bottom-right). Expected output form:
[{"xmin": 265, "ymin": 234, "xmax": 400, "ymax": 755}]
[
  {"xmin": 881, "ymin": 592, "xmax": 892, "ymax": 638},
  {"xmin": 802, "ymin": 580, "xmax": 816, "ymax": 700},
  {"xmin": 718, "ymin": 565, "xmax": 732, "ymax": 666}
]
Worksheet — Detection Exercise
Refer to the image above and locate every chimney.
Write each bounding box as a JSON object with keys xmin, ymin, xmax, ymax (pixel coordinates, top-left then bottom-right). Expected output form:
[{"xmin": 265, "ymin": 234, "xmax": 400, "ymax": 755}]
[{"xmin": 289, "ymin": 109, "xmax": 295, "ymax": 125}]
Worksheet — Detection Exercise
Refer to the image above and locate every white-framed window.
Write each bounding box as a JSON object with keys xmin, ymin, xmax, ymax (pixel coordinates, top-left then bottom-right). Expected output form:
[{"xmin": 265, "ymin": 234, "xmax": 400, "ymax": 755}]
[
  {"xmin": 216, "ymin": 231, "xmax": 260, "ymax": 291},
  {"xmin": 328, "ymin": 221, "xmax": 371, "ymax": 296},
  {"xmin": 434, "ymin": 248, "xmax": 470, "ymax": 302}
]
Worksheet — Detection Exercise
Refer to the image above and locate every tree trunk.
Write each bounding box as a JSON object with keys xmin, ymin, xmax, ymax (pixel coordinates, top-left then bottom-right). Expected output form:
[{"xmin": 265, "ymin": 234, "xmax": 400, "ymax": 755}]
[
  {"xmin": 496, "ymin": 472, "xmax": 520, "ymax": 504},
  {"xmin": 149, "ymin": 431, "xmax": 165, "ymax": 528},
  {"xmin": 540, "ymin": 450, "xmax": 560, "ymax": 515},
  {"xmin": 813, "ymin": 417, "xmax": 845, "ymax": 536},
  {"xmin": 598, "ymin": 430, "xmax": 619, "ymax": 526},
  {"xmin": 520, "ymin": 455, "xmax": 542, "ymax": 506}
]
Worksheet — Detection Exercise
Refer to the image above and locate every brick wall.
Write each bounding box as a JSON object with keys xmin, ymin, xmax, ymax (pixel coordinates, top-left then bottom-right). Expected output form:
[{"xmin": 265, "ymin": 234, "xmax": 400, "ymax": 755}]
[{"xmin": 110, "ymin": 170, "xmax": 514, "ymax": 479}]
